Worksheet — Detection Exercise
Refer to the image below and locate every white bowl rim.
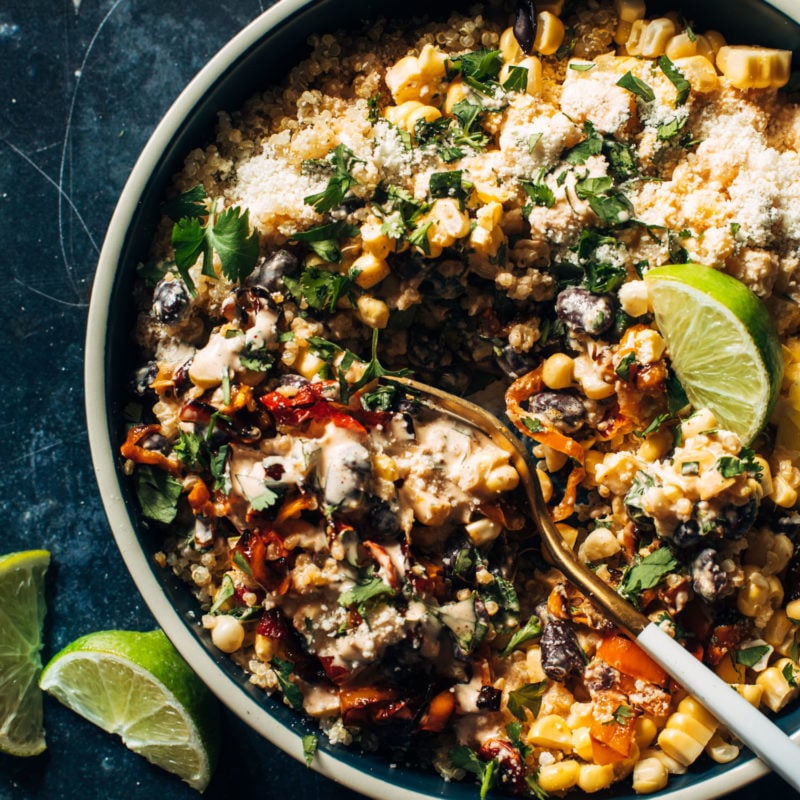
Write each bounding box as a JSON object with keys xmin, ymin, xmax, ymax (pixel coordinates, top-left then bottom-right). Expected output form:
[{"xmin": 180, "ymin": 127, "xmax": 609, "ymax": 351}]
[{"xmin": 85, "ymin": 1, "xmax": 800, "ymax": 797}]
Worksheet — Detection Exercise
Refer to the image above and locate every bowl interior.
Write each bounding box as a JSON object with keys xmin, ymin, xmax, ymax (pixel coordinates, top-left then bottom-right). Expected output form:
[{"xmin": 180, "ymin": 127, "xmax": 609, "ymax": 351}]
[{"xmin": 87, "ymin": 1, "xmax": 800, "ymax": 798}]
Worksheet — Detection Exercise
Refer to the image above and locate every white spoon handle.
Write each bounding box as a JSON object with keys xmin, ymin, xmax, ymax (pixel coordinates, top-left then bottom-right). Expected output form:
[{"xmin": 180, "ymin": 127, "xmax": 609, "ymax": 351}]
[{"xmin": 637, "ymin": 622, "xmax": 800, "ymax": 791}]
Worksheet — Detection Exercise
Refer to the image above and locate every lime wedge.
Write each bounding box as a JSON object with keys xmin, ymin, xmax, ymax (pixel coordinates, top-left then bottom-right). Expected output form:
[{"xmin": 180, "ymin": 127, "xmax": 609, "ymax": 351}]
[
  {"xmin": 0, "ymin": 549, "xmax": 50, "ymax": 756},
  {"xmin": 644, "ymin": 263, "xmax": 783, "ymax": 444},
  {"xmin": 39, "ymin": 629, "xmax": 219, "ymax": 791}
]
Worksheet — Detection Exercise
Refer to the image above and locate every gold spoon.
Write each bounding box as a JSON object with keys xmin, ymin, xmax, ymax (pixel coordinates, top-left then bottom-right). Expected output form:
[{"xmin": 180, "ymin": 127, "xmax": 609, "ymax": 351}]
[{"xmin": 382, "ymin": 375, "xmax": 800, "ymax": 791}]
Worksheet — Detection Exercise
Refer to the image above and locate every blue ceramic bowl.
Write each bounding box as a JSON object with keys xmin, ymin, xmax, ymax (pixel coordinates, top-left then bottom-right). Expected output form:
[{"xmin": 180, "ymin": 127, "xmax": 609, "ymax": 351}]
[{"xmin": 85, "ymin": 2, "xmax": 800, "ymax": 797}]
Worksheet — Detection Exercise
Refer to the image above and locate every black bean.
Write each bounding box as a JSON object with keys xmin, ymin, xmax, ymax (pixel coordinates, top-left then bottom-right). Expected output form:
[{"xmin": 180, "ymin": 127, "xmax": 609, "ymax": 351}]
[
  {"xmin": 476, "ymin": 685, "xmax": 502, "ymax": 711},
  {"xmin": 529, "ymin": 391, "xmax": 586, "ymax": 434},
  {"xmin": 785, "ymin": 551, "xmax": 800, "ymax": 602},
  {"xmin": 152, "ymin": 278, "xmax": 190, "ymax": 324},
  {"xmin": 392, "ymin": 250, "xmax": 427, "ymax": 280},
  {"xmin": 248, "ymin": 250, "xmax": 300, "ymax": 292},
  {"xmin": 555, "ymin": 286, "xmax": 614, "ymax": 336},
  {"xmin": 498, "ymin": 344, "xmax": 538, "ymax": 379},
  {"xmin": 366, "ymin": 498, "xmax": 402, "ymax": 542},
  {"xmin": 672, "ymin": 518, "xmax": 702, "ymax": 548},
  {"xmin": 691, "ymin": 548, "xmax": 728, "ymax": 602},
  {"xmin": 513, "ymin": 0, "xmax": 537, "ymax": 55},
  {"xmin": 130, "ymin": 361, "xmax": 158, "ymax": 397},
  {"xmin": 540, "ymin": 618, "xmax": 585, "ymax": 681},
  {"xmin": 140, "ymin": 431, "xmax": 170, "ymax": 454}
]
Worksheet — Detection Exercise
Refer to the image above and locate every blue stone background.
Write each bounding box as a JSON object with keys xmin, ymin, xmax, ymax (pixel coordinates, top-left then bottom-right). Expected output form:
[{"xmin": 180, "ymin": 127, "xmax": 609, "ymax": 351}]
[{"xmin": 0, "ymin": 0, "xmax": 791, "ymax": 798}]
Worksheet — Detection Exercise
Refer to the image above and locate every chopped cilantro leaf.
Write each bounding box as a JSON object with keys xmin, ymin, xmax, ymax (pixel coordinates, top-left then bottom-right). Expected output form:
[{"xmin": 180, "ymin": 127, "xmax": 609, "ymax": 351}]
[
  {"xmin": 450, "ymin": 99, "xmax": 491, "ymax": 151},
  {"xmin": 615, "ymin": 351, "xmax": 637, "ymax": 380},
  {"xmin": 658, "ymin": 55, "xmax": 691, "ymax": 105},
  {"xmin": 616, "ymin": 71, "xmax": 655, "ymax": 102},
  {"xmin": 249, "ymin": 485, "xmax": 280, "ymax": 511},
  {"xmin": 272, "ymin": 657, "xmax": 305, "ymax": 710},
  {"xmin": 565, "ymin": 121, "xmax": 603, "ymax": 164},
  {"xmin": 134, "ymin": 464, "xmax": 182, "ymax": 524},
  {"xmin": 429, "ymin": 170, "xmax": 473, "ymax": 208},
  {"xmin": 657, "ymin": 115, "xmax": 688, "ymax": 141},
  {"xmin": 338, "ymin": 572, "xmax": 395, "ymax": 615},
  {"xmin": 502, "ymin": 614, "xmax": 542, "ymax": 655},
  {"xmin": 161, "ymin": 184, "xmax": 207, "ymax": 222},
  {"xmin": 619, "ymin": 546, "xmax": 678, "ymax": 604},
  {"xmin": 507, "ymin": 681, "xmax": 548, "ymax": 720},
  {"xmin": 736, "ymin": 644, "xmax": 771, "ymax": 669},
  {"xmin": 302, "ymin": 733, "xmax": 318, "ymax": 766},
  {"xmin": 303, "ymin": 144, "xmax": 363, "ymax": 213},
  {"xmin": 283, "ymin": 266, "xmax": 355, "ymax": 312},
  {"xmin": 447, "ymin": 48, "xmax": 503, "ymax": 85},
  {"xmin": 290, "ymin": 220, "xmax": 359, "ymax": 263},
  {"xmin": 408, "ymin": 220, "xmax": 433, "ymax": 254},
  {"xmin": 502, "ymin": 64, "xmax": 530, "ymax": 91},
  {"xmin": 521, "ymin": 177, "xmax": 555, "ymax": 209},
  {"xmin": 523, "ymin": 416, "xmax": 544, "ymax": 433},
  {"xmin": 171, "ymin": 197, "xmax": 260, "ymax": 291}
]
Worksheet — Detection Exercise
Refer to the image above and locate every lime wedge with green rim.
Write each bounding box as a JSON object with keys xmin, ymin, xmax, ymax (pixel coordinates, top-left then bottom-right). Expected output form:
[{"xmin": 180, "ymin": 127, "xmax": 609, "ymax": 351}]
[
  {"xmin": 39, "ymin": 629, "xmax": 219, "ymax": 791},
  {"xmin": 0, "ymin": 549, "xmax": 50, "ymax": 756},
  {"xmin": 644, "ymin": 263, "xmax": 783, "ymax": 444}
]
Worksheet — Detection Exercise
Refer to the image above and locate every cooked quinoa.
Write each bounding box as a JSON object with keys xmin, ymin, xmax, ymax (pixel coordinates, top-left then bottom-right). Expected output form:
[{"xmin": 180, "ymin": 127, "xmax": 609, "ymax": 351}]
[{"xmin": 122, "ymin": 1, "xmax": 800, "ymax": 795}]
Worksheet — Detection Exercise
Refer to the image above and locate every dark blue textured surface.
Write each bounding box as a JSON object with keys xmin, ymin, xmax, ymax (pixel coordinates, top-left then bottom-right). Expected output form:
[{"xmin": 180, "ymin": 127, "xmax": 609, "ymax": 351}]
[{"xmin": 0, "ymin": 1, "xmax": 792, "ymax": 799}]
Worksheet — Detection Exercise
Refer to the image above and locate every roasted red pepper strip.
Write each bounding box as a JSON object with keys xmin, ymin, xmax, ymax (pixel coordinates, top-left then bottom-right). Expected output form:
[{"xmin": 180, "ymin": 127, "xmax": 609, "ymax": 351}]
[
  {"xmin": 505, "ymin": 367, "xmax": 585, "ymax": 521},
  {"xmin": 260, "ymin": 381, "xmax": 368, "ymax": 434},
  {"xmin": 233, "ymin": 528, "xmax": 291, "ymax": 595},
  {"xmin": 339, "ymin": 685, "xmax": 415, "ymax": 726},
  {"xmin": 120, "ymin": 423, "xmax": 180, "ymax": 474}
]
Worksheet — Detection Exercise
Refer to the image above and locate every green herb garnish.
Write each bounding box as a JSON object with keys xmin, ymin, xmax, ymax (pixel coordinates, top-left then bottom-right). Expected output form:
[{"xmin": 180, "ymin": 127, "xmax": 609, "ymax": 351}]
[
  {"xmin": 171, "ymin": 195, "xmax": 259, "ymax": 292},
  {"xmin": 272, "ymin": 657, "xmax": 305, "ymax": 710},
  {"xmin": 617, "ymin": 71, "xmax": 655, "ymax": 102},
  {"xmin": 134, "ymin": 464, "xmax": 183, "ymax": 524},
  {"xmin": 303, "ymin": 144, "xmax": 363, "ymax": 213},
  {"xmin": 507, "ymin": 681, "xmax": 548, "ymax": 721}
]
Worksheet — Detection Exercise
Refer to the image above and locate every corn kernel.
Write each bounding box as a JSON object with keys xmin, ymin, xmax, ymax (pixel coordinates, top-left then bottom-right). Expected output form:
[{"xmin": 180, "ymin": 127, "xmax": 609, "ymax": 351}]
[
  {"xmin": 373, "ymin": 453, "xmax": 399, "ymax": 482},
  {"xmin": 444, "ymin": 80, "xmax": 470, "ymax": 114},
  {"xmin": 757, "ymin": 658, "xmax": 800, "ymax": 712},
  {"xmin": 534, "ymin": 11, "xmax": 565, "ymax": 56},
  {"xmin": 577, "ymin": 763, "xmax": 615, "ymax": 793},
  {"xmin": 538, "ymin": 760, "xmax": 580, "ymax": 793},
  {"xmin": 635, "ymin": 716, "xmax": 658, "ymax": 750},
  {"xmin": 657, "ymin": 727, "xmax": 705, "ymax": 767},
  {"xmin": 350, "ymin": 251, "xmax": 390, "ymax": 290},
  {"xmin": 555, "ymin": 522, "xmax": 579, "ymax": 550},
  {"xmin": 527, "ymin": 714, "xmax": 573, "ymax": 750},
  {"xmin": 632, "ymin": 756, "xmax": 668, "ymax": 794},
  {"xmin": 615, "ymin": 20, "xmax": 633, "ymax": 47},
  {"xmin": 485, "ymin": 464, "xmax": 520, "ymax": 493},
  {"xmin": 614, "ymin": 0, "xmax": 645, "ymax": 24},
  {"xmin": 665, "ymin": 32, "xmax": 697, "ymax": 60},
  {"xmin": 465, "ymin": 517, "xmax": 503, "ymax": 546},
  {"xmin": 499, "ymin": 26, "xmax": 524, "ymax": 64},
  {"xmin": 571, "ymin": 726, "xmax": 594, "ymax": 760},
  {"xmin": 733, "ymin": 683, "xmax": 764, "ymax": 707},
  {"xmin": 717, "ymin": 45, "xmax": 792, "ymax": 90},
  {"xmin": 542, "ymin": 353, "xmax": 574, "ymax": 389},
  {"xmin": 705, "ymin": 733, "xmax": 740, "ymax": 764},
  {"xmin": 355, "ymin": 295, "xmax": 390, "ymax": 329},
  {"xmin": 209, "ymin": 614, "xmax": 245, "ymax": 653},
  {"xmin": 704, "ymin": 30, "xmax": 727, "ymax": 57},
  {"xmin": 360, "ymin": 219, "xmax": 394, "ymax": 260},
  {"xmin": 627, "ymin": 18, "xmax": 677, "ymax": 58}
]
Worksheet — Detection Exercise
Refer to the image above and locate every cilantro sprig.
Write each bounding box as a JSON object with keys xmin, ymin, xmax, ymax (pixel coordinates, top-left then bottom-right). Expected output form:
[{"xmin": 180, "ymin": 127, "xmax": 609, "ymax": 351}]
[
  {"xmin": 303, "ymin": 144, "xmax": 364, "ymax": 214},
  {"xmin": 619, "ymin": 546, "xmax": 679, "ymax": 606},
  {"xmin": 169, "ymin": 186, "xmax": 259, "ymax": 294}
]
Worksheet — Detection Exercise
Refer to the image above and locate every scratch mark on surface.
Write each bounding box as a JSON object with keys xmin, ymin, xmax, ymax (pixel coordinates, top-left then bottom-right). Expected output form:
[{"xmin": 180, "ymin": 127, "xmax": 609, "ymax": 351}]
[
  {"xmin": 2, "ymin": 138, "xmax": 99, "ymax": 253},
  {"xmin": 58, "ymin": 0, "xmax": 128, "ymax": 297},
  {"xmin": 12, "ymin": 277, "xmax": 88, "ymax": 308},
  {"xmin": 14, "ymin": 429, "xmax": 84, "ymax": 467}
]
